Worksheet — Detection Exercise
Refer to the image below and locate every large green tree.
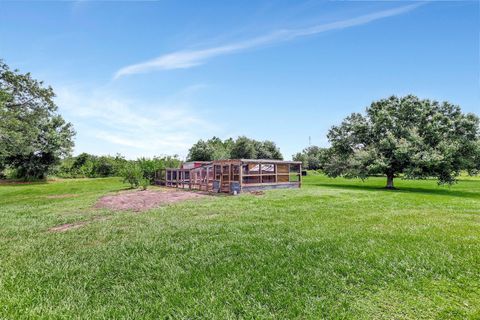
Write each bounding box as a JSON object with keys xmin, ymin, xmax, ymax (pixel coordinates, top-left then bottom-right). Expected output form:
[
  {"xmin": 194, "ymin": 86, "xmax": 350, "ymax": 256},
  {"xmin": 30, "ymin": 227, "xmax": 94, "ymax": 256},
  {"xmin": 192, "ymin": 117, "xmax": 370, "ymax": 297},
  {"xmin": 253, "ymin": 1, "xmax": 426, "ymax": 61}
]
[
  {"xmin": 187, "ymin": 136, "xmax": 283, "ymax": 161},
  {"xmin": 254, "ymin": 140, "xmax": 283, "ymax": 160},
  {"xmin": 187, "ymin": 139, "xmax": 217, "ymax": 161},
  {"xmin": 325, "ymin": 95, "xmax": 479, "ymax": 188},
  {"xmin": 229, "ymin": 136, "xmax": 258, "ymax": 159},
  {"xmin": 0, "ymin": 60, "xmax": 75, "ymax": 179}
]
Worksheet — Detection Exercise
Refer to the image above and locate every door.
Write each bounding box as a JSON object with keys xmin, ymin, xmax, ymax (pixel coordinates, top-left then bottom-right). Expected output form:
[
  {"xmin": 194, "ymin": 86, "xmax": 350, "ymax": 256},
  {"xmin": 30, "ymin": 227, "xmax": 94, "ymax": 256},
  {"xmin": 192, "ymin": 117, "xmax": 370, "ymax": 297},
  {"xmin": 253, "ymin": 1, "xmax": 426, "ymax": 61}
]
[{"xmin": 221, "ymin": 164, "xmax": 230, "ymax": 192}]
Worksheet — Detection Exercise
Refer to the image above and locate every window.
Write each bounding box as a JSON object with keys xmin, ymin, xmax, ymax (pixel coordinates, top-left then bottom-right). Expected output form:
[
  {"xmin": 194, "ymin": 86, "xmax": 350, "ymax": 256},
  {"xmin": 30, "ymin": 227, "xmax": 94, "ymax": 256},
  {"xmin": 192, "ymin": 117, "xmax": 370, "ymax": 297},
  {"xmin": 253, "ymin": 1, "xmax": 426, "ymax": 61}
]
[
  {"xmin": 289, "ymin": 174, "xmax": 300, "ymax": 182},
  {"xmin": 261, "ymin": 164, "xmax": 275, "ymax": 174},
  {"xmin": 289, "ymin": 164, "xmax": 301, "ymax": 182},
  {"xmin": 262, "ymin": 175, "xmax": 276, "ymax": 183},
  {"xmin": 222, "ymin": 165, "xmax": 230, "ymax": 181},
  {"xmin": 290, "ymin": 164, "xmax": 301, "ymax": 173},
  {"xmin": 232, "ymin": 165, "xmax": 240, "ymax": 181},
  {"xmin": 207, "ymin": 166, "xmax": 214, "ymax": 179},
  {"xmin": 214, "ymin": 165, "xmax": 221, "ymax": 180},
  {"xmin": 242, "ymin": 176, "xmax": 260, "ymax": 184},
  {"xmin": 242, "ymin": 163, "xmax": 260, "ymax": 175}
]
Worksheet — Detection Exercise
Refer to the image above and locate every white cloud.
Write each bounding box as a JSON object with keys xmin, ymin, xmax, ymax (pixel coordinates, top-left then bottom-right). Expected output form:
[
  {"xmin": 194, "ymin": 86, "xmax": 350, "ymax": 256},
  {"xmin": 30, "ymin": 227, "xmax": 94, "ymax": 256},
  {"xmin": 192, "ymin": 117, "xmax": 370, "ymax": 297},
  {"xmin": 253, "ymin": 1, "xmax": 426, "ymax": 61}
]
[
  {"xmin": 55, "ymin": 85, "xmax": 220, "ymax": 159},
  {"xmin": 114, "ymin": 3, "xmax": 423, "ymax": 79}
]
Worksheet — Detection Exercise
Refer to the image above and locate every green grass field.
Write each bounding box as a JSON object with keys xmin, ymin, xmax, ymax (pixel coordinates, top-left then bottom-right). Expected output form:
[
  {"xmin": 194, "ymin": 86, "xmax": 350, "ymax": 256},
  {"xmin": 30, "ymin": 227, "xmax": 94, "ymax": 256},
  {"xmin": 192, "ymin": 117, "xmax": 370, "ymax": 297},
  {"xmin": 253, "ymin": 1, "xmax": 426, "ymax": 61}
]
[{"xmin": 1, "ymin": 175, "xmax": 479, "ymax": 319}]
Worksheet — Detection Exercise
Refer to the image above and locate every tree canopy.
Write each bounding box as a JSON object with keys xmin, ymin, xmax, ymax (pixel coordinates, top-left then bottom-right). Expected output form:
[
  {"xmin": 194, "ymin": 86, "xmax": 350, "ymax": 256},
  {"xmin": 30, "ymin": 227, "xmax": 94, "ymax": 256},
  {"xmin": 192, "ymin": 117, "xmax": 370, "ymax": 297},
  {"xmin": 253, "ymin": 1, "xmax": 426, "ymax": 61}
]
[
  {"xmin": 293, "ymin": 146, "xmax": 330, "ymax": 170},
  {"xmin": 0, "ymin": 60, "xmax": 75, "ymax": 179},
  {"xmin": 323, "ymin": 95, "xmax": 479, "ymax": 188},
  {"xmin": 187, "ymin": 136, "xmax": 283, "ymax": 161}
]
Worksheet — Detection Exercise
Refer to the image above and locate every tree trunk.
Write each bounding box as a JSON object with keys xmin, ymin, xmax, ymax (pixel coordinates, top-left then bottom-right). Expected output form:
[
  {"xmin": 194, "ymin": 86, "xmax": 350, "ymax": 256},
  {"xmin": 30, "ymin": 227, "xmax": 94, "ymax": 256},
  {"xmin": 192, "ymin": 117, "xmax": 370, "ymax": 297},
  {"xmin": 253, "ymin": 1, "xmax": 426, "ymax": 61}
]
[{"xmin": 386, "ymin": 173, "xmax": 395, "ymax": 189}]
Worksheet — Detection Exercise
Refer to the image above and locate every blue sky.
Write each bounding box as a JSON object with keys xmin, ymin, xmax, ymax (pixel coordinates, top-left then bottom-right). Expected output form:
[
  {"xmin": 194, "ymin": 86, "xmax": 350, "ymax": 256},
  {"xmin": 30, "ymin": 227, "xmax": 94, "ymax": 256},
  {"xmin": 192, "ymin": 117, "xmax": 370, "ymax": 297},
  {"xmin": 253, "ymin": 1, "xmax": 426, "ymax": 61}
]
[{"xmin": 1, "ymin": 1, "xmax": 478, "ymax": 159}]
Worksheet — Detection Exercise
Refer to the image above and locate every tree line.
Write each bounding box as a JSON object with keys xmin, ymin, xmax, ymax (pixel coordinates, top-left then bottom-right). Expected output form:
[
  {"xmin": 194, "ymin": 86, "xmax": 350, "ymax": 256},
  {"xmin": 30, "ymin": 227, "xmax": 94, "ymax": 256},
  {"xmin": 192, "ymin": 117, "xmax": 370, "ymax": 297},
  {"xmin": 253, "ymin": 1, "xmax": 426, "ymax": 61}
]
[
  {"xmin": 187, "ymin": 136, "xmax": 283, "ymax": 161},
  {"xmin": 54, "ymin": 153, "xmax": 179, "ymax": 180},
  {"xmin": 1, "ymin": 60, "xmax": 479, "ymax": 189}
]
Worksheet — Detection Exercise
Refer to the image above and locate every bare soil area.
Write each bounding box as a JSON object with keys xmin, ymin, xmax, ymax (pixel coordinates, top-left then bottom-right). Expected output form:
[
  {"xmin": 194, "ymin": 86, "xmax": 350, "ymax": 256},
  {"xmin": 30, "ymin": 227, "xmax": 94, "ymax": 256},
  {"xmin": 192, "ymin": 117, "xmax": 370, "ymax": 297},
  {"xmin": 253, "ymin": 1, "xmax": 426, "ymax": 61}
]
[
  {"xmin": 48, "ymin": 216, "xmax": 109, "ymax": 233},
  {"xmin": 49, "ymin": 222, "xmax": 86, "ymax": 232},
  {"xmin": 95, "ymin": 189, "xmax": 209, "ymax": 212}
]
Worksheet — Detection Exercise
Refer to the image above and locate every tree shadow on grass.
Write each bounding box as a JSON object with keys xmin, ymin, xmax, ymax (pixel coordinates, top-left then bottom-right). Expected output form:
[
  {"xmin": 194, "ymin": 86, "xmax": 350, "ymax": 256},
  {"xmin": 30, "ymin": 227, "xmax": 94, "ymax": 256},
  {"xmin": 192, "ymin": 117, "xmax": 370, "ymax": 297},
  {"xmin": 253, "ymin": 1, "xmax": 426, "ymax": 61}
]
[
  {"xmin": 309, "ymin": 182, "xmax": 480, "ymax": 200},
  {"xmin": 0, "ymin": 179, "xmax": 48, "ymax": 186}
]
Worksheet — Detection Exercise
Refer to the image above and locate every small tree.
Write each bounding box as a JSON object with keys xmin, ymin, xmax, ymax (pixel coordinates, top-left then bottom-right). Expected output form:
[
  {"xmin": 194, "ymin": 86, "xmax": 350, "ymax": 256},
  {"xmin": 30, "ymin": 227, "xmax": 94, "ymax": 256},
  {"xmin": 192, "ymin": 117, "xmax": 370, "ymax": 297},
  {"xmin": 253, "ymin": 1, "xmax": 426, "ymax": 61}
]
[
  {"xmin": 325, "ymin": 95, "xmax": 479, "ymax": 189},
  {"xmin": 120, "ymin": 162, "xmax": 143, "ymax": 188},
  {"xmin": 137, "ymin": 156, "xmax": 180, "ymax": 183}
]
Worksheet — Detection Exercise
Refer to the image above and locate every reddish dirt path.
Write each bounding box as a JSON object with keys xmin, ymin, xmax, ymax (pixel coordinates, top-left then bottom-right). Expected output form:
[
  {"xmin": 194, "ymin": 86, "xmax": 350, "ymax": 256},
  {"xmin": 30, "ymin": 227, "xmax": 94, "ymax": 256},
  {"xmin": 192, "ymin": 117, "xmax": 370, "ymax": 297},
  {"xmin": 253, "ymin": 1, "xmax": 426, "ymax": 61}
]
[{"xmin": 95, "ymin": 189, "xmax": 209, "ymax": 212}]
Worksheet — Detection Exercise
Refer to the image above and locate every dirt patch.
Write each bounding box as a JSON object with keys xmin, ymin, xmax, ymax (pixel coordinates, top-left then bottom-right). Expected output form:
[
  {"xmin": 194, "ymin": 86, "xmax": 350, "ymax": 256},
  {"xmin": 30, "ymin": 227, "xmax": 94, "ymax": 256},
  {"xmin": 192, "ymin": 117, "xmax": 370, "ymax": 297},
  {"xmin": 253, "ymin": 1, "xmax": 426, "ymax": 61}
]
[
  {"xmin": 46, "ymin": 194, "xmax": 78, "ymax": 199},
  {"xmin": 250, "ymin": 191, "xmax": 265, "ymax": 196},
  {"xmin": 49, "ymin": 222, "xmax": 86, "ymax": 232},
  {"xmin": 48, "ymin": 215, "xmax": 110, "ymax": 233},
  {"xmin": 94, "ymin": 189, "xmax": 209, "ymax": 212}
]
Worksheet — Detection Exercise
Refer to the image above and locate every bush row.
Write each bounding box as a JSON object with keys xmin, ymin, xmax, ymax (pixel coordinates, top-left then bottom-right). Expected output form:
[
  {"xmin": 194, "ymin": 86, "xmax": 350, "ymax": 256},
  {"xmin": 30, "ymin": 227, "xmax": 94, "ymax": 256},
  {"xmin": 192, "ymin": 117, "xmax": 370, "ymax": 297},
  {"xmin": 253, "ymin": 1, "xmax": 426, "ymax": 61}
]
[{"xmin": 51, "ymin": 153, "xmax": 180, "ymax": 187}]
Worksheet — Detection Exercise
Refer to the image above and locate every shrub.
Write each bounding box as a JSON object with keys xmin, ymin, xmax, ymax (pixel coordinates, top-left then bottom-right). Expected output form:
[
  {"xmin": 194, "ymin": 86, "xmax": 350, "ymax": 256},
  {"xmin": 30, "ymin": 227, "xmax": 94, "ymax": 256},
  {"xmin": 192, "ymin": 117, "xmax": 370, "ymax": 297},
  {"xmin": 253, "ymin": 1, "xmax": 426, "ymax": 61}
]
[
  {"xmin": 92, "ymin": 156, "xmax": 116, "ymax": 177},
  {"xmin": 140, "ymin": 178, "xmax": 149, "ymax": 191},
  {"xmin": 120, "ymin": 162, "xmax": 143, "ymax": 188}
]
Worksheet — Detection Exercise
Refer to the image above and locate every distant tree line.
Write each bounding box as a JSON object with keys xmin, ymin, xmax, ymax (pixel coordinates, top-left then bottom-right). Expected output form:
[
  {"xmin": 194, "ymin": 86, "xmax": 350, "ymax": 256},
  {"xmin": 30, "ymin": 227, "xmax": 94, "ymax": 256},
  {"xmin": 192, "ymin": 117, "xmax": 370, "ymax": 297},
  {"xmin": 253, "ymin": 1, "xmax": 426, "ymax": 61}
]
[
  {"xmin": 54, "ymin": 153, "xmax": 127, "ymax": 178},
  {"xmin": 57, "ymin": 153, "xmax": 179, "ymax": 179},
  {"xmin": 55, "ymin": 153, "xmax": 181, "ymax": 188},
  {"xmin": 187, "ymin": 136, "xmax": 283, "ymax": 161},
  {"xmin": 293, "ymin": 146, "xmax": 330, "ymax": 171}
]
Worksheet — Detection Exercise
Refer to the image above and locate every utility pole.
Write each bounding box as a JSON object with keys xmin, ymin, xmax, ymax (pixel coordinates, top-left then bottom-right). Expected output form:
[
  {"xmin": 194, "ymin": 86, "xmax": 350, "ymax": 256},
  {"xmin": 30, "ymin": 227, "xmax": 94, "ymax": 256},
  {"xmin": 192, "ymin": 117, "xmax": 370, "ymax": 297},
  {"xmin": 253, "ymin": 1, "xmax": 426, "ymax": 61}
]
[{"xmin": 308, "ymin": 136, "xmax": 311, "ymax": 146}]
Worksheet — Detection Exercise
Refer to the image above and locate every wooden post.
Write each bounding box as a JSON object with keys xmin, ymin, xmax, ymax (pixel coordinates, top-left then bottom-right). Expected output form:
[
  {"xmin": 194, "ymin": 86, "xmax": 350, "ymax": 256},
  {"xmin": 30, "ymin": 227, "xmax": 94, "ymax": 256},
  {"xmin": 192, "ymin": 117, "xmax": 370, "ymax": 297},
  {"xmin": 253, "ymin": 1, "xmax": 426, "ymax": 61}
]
[
  {"xmin": 259, "ymin": 162, "xmax": 262, "ymax": 184},
  {"xmin": 189, "ymin": 169, "xmax": 192, "ymax": 190},
  {"xmin": 299, "ymin": 163, "xmax": 302, "ymax": 188},
  {"xmin": 239, "ymin": 161, "xmax": 243, "ymax": 191},
  {"xmin": 275, "ymin": 163, "xmax": 277, "ymax": 183},
  {"xmin": 206, "ymin": 166, "xmax": 209, "ymax": 192}
]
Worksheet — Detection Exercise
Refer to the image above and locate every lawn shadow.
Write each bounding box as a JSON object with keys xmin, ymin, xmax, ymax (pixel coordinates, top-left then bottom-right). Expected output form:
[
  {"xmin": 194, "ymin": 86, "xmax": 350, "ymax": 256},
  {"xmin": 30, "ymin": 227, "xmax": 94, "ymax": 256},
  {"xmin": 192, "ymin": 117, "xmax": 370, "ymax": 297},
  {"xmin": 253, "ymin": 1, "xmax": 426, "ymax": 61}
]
[
  {"xmin": 0, "ymin": 179, "xmax": 48, "ymax": 186},
  {"xmin": 309, "ymin": 182, "xmax": 480, "ymax": 200}
]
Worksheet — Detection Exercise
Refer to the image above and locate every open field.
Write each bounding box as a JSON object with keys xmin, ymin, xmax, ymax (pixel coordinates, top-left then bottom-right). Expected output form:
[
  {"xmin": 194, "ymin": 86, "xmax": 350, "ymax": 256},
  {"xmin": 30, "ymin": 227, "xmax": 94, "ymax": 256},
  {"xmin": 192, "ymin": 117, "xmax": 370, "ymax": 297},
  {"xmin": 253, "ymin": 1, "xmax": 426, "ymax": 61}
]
[{"xmin": 1, "ymin": 175, "xmax": 479, "ymax": 319}]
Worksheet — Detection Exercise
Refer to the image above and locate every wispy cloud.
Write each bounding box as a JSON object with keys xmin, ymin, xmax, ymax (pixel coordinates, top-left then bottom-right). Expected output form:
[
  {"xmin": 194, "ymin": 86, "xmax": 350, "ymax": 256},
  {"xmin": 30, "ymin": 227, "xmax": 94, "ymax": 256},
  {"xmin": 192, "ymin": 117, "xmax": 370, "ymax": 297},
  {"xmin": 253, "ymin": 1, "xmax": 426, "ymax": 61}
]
[
  {"xmin": 114, "ymin": 3, "xmax": 423, "ymax": 79},
  {"xmin": 55, "ymin": 85, "xmax": 220, "ymax": 159}
]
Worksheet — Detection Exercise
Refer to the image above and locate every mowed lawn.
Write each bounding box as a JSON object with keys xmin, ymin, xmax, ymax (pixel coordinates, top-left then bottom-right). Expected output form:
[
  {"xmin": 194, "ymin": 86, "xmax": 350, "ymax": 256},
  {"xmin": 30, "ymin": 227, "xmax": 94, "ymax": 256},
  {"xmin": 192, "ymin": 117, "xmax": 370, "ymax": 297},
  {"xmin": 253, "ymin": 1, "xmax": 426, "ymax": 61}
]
[{"xmin": 1, "ymin": 175, "xmax": 479, "ymax": 319}]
